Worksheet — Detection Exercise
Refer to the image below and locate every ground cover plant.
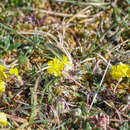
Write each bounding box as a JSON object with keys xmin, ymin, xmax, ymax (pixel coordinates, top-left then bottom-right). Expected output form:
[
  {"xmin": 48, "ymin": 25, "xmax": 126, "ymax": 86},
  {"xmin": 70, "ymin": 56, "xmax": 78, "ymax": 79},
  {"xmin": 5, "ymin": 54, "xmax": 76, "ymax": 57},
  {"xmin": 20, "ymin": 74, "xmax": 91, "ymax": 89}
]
[{"xmin": 0, "ymin": 0, "xmax": 129, "ymax": 129}]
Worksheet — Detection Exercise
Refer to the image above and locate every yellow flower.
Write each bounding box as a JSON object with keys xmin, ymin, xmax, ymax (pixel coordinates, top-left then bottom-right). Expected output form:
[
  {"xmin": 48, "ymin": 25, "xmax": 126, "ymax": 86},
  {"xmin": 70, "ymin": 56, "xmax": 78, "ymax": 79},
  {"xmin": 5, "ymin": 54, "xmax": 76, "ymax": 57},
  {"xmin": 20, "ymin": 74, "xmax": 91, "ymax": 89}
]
[
  {"xmin": 47, "ymin": 55, "xmax": 71, "ymax": 76},
  {"xmin": 0, "ymin": 112, "xmax": 7, "ymax": 127},
  {"xmin": 61, "ymin": 55, "xmax": 71, "ymax": 66},
  {"xmin": 0, "ymin": 65, "xmax": 6, "ymax": 72},
  {"xmin": 9, "ymin": 68, "xmax": 18, "ymax": 75},
  {"xmin": 0, "ymin": 81, "xmax": 6, "ymax": 94},
  {"xmin": 111, "ymin": 63, "xmax": 130, "ymax": 81},
  {"xmin": 47, "ymin": 58, "xmax": 63, "ymax": 76},
  {"xmin": 0, "ymin": 72, "xmax": 7, "ymax": 80},
  {"xmin": 0, "ymin": 65, "xmax": 7, "ymax": 80}
]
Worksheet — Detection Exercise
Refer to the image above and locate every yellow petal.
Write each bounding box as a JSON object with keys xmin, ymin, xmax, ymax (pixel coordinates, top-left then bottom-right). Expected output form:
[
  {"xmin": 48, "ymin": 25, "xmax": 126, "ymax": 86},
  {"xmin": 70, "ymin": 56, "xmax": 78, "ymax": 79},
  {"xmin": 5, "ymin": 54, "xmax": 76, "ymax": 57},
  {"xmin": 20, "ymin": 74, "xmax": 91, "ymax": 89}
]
[
  {"xmin": 62, "ymin": 55, "xmax": 72, "ymax": 66},
  {"xmin": 0, "ymin": 65, "xmax": 7, "ymax": 72},
  {"xmin": 0, "ymin": 112, "xmax": 7, "ymax": 127},
  {"xmin": 9, "ymin": 68, "xmax": 18, "ymax": 75},
  {"xmin": 0, "ymin": 81, "xmax": 6, "ymax": 94},
  {"xmin": 47, "ymin": 58, "xmax": 63, "ymax": 76},
  {"xmin": 126, "ymin": 68, "xmax": 130, "ymax": 77}
]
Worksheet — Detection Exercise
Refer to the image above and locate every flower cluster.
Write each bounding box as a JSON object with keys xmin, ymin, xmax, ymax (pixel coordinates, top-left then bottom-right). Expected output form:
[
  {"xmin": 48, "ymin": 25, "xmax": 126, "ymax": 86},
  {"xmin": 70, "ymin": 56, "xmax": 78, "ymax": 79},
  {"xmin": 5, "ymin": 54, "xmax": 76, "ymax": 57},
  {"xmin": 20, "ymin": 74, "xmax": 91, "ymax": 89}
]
[
  {"xmin": 47, "ymin": 55, "xmax": 72, "ymax": 76},
  {"xmin": 0, "ymin": 65, "xmax": 19, "ymax": 94},
  {"xmin": 0, "ymin": 112, "xmax": 7, "ymax": 127},
  {"xmin": 0, "ymin": 64, "xmax": 20, "ymax": 127},
  {"xmin": 111, "ymin": 63, "xmax": 130, "ymax": 81}
]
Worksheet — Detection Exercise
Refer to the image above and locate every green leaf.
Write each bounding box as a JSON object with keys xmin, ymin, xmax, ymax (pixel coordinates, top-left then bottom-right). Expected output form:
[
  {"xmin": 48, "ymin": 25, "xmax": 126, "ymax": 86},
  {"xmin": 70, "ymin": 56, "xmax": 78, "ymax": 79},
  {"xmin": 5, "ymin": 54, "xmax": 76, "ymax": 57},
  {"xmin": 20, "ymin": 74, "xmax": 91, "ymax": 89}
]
[
  {"xmin": 120, "ymin": 122, "xmax": 129, "ymax": 130},
  {"xmin": 45, "ymin": 43, "xmax": 63, "ymax": 60},
  {"xmin": 8, "ymin": 42, "xmax": 21, "ymax": 50},
  {"xmin": 3, "ymin": 35, "xmax": 10, "ymax": 51},
  {"xmin": 19, "ymin": 55, "xmax": 26, "ymax": 64},
  {"xmin": 85, "ymin": 122, "xmax": 92, "ymax": 130}
]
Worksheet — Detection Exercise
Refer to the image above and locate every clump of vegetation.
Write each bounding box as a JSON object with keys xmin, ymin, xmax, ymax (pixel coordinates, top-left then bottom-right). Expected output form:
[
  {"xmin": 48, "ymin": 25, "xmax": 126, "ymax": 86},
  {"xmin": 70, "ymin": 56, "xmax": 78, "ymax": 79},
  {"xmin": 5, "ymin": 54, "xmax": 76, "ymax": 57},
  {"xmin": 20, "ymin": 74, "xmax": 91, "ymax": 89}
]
[{"xmin": 0, "ymin": 0, "xmax": 129, "ymax": 129}]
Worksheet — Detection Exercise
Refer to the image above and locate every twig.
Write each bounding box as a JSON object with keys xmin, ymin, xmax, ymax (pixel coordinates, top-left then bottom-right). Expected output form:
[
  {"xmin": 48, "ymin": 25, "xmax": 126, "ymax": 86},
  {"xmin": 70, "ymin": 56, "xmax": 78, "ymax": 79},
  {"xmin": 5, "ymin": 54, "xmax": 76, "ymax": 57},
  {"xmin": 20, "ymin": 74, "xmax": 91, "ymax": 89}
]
[
  {"xmin": 6, "ymin": 114, "xmax": 27, "ymax": 123},
  {"xmin": 80, "ymin": 57, "xmax": 96, "ymax": 64},
  {"xmin": 37, "ymin": 66, "xmax": 49, "ymax": 74},
  {"xmin": 115, "ymin": 108, "xmax": 123, "ymax": 124},
  {"xmin": 110, "ymin": 118, "xmax": 128, "ymax": 122},
  {"xmin": 104, "ymin": 101, "xmax": 123, "ymax": 124},
  {"xmin": 96, "ymin": 53, "xmax": 112, "ymax": 68},
  {"xmin": 67, "ymin": 6, "xmax": 91, "ymax": 24},
  {"xmin": 52, "ymin": 0, "xmax": 110, "ymax": 6},
  {"xmin": 21, "ymin": 7, "xmax": 89, "ymax": 18},
  {"xmin": 107, "ymin": 40, "xmax": 129, "ymax": 55},
  {"xmin": 79, "ymin": 11, "xmax": 103, "ymax": 24},
  {"xmin": 89, "ymin": 60, "xmax": 111, "ymax": 111},
  {"xmin": 63, "ymin": 71, "xmax": 91, "ymax": 92},
  {"xmin": 113, "ymin": 78, "xmax": 122, "ymax": 94}
]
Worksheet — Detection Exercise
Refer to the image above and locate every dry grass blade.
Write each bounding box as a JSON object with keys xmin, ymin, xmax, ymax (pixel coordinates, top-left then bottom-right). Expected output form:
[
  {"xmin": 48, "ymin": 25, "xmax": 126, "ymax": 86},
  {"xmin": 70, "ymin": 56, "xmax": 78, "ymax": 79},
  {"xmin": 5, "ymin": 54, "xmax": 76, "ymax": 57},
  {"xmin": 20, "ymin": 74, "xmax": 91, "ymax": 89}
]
[
  {"xmin": 53, "ymin": 0, "xmax": 110, "ymax": 6},
  {"xmin": 6, "ymin": 114, "xmax": 27, "ymax": 123},
  {"xmin": 21, "ymin": 7, "xmax": 89, "ymax": 18},
  {"xmin": 89, "ymin": 61, "xmax": 111, "ymax": 111},
  {"xmin": 29, "ymin": 76, "xmax": 41, "ymax": 123},
  {"xmin": 67, "ymin": 6, "xmax": 91, "ymax": 24}
]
